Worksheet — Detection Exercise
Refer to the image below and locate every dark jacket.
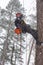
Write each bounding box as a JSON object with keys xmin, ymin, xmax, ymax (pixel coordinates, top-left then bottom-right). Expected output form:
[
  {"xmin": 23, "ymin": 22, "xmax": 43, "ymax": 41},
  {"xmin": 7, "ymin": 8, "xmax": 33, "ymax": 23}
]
[{"xmin": 15, "ymin": 18, "xmax": 38, "ymax": 40}]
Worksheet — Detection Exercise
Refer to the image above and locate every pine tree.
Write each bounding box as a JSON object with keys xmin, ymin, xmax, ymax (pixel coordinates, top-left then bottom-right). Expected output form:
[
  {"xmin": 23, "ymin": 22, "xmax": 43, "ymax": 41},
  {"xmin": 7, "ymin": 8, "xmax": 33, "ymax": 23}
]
[{"xmin": 0, "ymin": 0, "xmax": 25, "ymax": 65}]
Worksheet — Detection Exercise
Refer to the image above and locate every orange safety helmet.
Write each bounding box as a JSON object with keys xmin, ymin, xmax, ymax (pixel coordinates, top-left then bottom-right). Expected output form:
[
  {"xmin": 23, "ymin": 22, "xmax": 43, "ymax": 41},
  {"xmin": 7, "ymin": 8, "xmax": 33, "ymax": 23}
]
[{"xmin": 14, "ymin": 28, "xmax": 22, "ymax": 34}]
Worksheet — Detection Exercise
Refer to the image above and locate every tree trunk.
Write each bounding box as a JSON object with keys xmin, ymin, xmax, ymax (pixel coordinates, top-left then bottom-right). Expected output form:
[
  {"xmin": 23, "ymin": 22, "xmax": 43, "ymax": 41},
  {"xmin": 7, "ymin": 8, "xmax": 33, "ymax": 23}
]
[
  {"xmin": 37, "ymin": 0, "xmax": 43, "ymax": 42},
  {"xmin": 35, "ymin": 0, "xmax": 43, "ymax": 65}
]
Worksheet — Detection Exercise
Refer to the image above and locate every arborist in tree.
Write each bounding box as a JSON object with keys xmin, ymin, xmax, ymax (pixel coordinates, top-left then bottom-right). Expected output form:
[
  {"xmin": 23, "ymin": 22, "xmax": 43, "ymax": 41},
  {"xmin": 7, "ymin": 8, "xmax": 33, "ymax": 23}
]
[
  {"xmin": 15, "ymin": 13, "xmax": 27, "ymax": 33},
  {"xmin": 15, "ymin": 13, "xmax": 38, "ymax": 44}
]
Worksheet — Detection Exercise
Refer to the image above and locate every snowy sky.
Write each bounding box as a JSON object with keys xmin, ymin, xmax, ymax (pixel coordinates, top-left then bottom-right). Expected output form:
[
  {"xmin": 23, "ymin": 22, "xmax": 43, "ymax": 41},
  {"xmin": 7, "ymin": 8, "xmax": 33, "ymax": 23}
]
[
  {"xmin": 0, "ymin": 0, "xmax": 36, "ymax": 15},
  {"xmin": 19, "ymin": 0, "xmax": 36, "ymax": 15},
  {"xmin": 0, "ymin": 0, "xmax": 10, "ymax": 9}
]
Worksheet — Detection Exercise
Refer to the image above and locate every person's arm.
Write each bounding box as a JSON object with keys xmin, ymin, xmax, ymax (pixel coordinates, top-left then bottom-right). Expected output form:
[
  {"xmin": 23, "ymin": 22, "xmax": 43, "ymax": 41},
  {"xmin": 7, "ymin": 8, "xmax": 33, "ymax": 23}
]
[{"xmin": 15, "ymin": 19, "xmax": 18, "ymax": 27}]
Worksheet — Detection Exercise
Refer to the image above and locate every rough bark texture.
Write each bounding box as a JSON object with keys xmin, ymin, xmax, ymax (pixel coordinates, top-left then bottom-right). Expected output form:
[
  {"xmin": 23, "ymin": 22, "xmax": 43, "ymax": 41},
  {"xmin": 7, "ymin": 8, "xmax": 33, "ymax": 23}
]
[
  {"xmin": 37, "ymin": 0, "xmax": 43, "ymax": 42},
  {"xmin": 35, "ymin": 45, "xmax": 43, "ymax": 65},
  {"xmin": 35, "ymin": 0, "xmax": 43, "ymax": 65}
]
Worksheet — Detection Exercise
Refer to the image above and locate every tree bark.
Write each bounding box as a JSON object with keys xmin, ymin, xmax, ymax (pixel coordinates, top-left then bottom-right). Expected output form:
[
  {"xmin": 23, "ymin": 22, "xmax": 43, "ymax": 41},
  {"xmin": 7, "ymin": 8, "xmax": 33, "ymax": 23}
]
[
  {"xmin": 37, "ymin": 0, "xmax": 43, "ymax": 42},
  {"xmin": 35, "ymin": 45, "xmax": 43, "ymax": 65},
  {"xmin": 35, "ymin": 0, "xmax": 43, "ymax": 65}
]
